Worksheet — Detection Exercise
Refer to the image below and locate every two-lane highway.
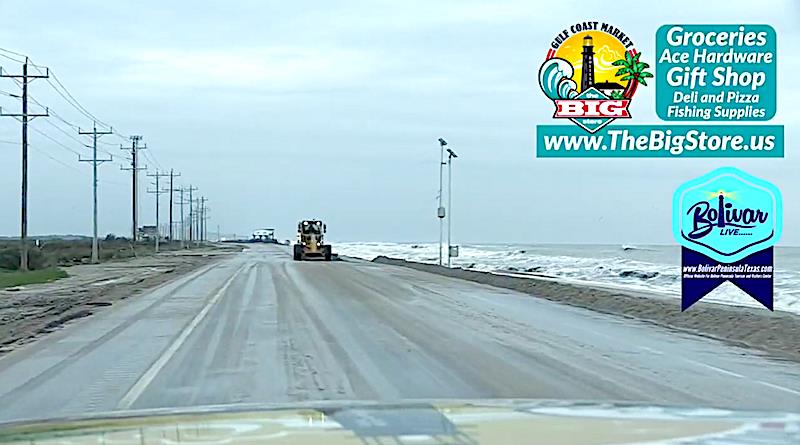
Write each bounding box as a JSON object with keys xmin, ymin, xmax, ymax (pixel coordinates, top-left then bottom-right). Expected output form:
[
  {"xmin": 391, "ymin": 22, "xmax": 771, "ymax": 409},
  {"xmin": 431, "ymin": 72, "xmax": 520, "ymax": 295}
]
[{"xmin": 0, "ymin": 245, "xmax": 798, "ymax": 422}]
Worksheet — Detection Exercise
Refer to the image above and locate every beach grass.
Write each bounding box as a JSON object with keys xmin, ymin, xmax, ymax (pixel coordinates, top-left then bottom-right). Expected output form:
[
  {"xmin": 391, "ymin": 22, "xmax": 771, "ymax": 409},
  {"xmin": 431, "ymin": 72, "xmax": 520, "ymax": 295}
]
[{"xmin": 0, "ymin": 268, "xmax": 68, "ymax": 289}]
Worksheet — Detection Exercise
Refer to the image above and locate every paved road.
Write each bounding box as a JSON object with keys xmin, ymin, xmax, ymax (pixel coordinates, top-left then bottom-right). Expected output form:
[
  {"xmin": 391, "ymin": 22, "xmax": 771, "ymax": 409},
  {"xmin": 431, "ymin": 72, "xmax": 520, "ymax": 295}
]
[{"xmin": 1, "ymin": 245, "xmax": 798, "ymax": 422}]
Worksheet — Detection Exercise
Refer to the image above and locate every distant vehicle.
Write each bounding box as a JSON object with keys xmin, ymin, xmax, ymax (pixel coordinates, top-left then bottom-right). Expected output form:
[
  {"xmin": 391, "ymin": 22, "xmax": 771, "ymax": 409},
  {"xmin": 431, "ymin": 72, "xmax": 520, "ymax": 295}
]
[
  {"xmin": 251, "ymin": 228, "xmax": 278, "ymax": 244},
  {"xmin": 293, "ymin": 220, "xmax": 332, "ymax": 261}
]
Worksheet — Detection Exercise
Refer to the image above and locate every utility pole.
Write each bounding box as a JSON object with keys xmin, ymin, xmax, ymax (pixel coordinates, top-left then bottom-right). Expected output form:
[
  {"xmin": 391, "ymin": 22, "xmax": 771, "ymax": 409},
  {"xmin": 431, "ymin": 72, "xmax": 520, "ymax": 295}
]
[
  {"xmin": 78, "ymin": 122, "xmax": 113, "ymax": 264},
  {"xmin": 121, "ymin": 136, "xmax": 146, "ymax": 242},
  {"xmin": 446, "ymin": 148, "xmax": 458, "ymax": 268},
  {"xmin": 194, "ymin": 195, "xmax": 200, "ymax": 246},
  {"xmin": 198, "ymin": 197, "xmax": 208, "ymax": 245},
  {"xmin": 0, "ymin": 59, "xmax": 49, "ymax": 271},
  {"xmin": 186, "ymin": 185, "xmax": 198, "ymax": 245},
  {"xmin": 436, "ymin": 138, "xmax": 447, "ymax": 266},
  {"xmin": 199, "ymin": 197, "xmax": 209, "ymax": 244},
  {"xmin": 177, "ymin": 188, "xmax": 186, "ymax": 248},
  {"xmin": 166, "ymin": 169, "xmax": 180, "ymax": 242},
  {"xmin": 198, "ymin": 198, "xmax": 204, "ymax": 244},
  {"xmin": 147, "ymin": 171, "xmax": 169, "ymax": 253}
]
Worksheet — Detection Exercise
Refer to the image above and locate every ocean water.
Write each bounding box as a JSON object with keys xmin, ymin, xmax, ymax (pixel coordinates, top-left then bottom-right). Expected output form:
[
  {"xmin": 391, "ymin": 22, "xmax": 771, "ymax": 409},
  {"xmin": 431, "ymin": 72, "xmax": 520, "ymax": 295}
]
[{"xmin": 335, "ymin": 242, "xmax": 800, "ymax": 314}]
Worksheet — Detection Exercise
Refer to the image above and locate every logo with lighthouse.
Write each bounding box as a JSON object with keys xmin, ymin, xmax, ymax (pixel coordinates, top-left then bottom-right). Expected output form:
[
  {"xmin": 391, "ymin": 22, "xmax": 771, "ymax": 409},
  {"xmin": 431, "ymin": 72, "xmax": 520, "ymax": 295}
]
[{"xmin": 539, "ymin": 22, "xmax": 653, "ymax": 133}]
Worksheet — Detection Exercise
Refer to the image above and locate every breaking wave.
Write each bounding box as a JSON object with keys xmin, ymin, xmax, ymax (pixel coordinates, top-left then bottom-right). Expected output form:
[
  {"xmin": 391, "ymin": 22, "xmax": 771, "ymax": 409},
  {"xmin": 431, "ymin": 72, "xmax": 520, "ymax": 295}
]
[{"xmin": 335, "ymin": 242, "xmax": 800, "ymax": 314}]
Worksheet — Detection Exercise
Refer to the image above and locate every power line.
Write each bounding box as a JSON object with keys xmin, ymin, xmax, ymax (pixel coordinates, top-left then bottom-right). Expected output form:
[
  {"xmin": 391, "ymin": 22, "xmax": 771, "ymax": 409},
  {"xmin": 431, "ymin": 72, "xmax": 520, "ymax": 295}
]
[
  {"xmin": 47, "ymin": 71, "xmax": 112, "ymax": 129},
  {"xmin": 112, "ymin": 129, "xmax": 130, "ymax": 140},
  {"xmin": 44, "ymin": 107, "xmax": 80, "ymax": 130},
  {"xmin": 143, "ymin": 149, "xmax": 164, "ymax": 170},
  {"xmin": 0, "ymin": 51, "xmax": 25, "ymax": 64},
  {"xmin": 29, "ymin": 126, "xmax": 85, "ymax": 156},
  {"xmin": 21, "ymin": 60, "xmax": 115, "ymax": 132},
  {"xmin": 5, "ymin": 49, "xmax": 141, "ymax": 163},
  {"xmin": 1, "ymin": 48, "xmax": 193, "ymax": 244},
  {"xmin": 41, "ymin": 118, "xmax": 91, "ymax": 148},
  {"xmin": 29, "ymin": 144, "xmax": 83, "ymax": 173},
  {"xmin": 0, "ymin": 47, "xmax": 28, "ymax": 59},
  {"xmin": 26, "ymin": 93, "xmax": 119, "ymax": 158}
]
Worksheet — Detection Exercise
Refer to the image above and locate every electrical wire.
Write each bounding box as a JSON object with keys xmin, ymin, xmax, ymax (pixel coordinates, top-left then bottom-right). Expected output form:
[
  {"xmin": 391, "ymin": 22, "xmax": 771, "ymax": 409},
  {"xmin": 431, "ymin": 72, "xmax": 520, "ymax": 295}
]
[
  {"xmin": 41, "ymin": 118, "xmax": 91, "ymax": 149},
  {"xmin": 29, "ymin": 126, "xmax": 85, "ymax": 157},
  {"xmin": 0, "ymin": 52, "xmax": 25, "ymax": 64},
  {"xmin": 143, "ymin": 149, "xmax": 164, "ymax": 171},
  {"xmin": 0, "ymin": 47, "xmax": 28, "ymax": 59},
  {"xmin": 28, "ymin": 144, "xmax": 83, "ymax": 173},
  {"xmin": 26, "ymin": 93, "xmax": 118, "ymax": 158},
  {"xmin": 47, "ymin": 71, "xmax": 112, "ymax": 130},
  {"xmin": 1, "ymin": 47, "xmax": 180, "ymax": 193}
]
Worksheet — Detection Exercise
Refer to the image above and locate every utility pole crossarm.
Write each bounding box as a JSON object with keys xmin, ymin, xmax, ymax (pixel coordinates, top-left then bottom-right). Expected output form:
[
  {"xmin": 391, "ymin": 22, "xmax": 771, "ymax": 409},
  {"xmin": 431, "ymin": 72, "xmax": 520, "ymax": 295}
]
[
  {"xmin": 0, "ymin": 108, "xmax": 49, "ymax": 119},
  {"xmin": 0, "ymin": 65, "xmax": 50, "ymax": 79},
  {"xmin": 78, "ymin": 156, "xmax": 113, "ymax": 163}
]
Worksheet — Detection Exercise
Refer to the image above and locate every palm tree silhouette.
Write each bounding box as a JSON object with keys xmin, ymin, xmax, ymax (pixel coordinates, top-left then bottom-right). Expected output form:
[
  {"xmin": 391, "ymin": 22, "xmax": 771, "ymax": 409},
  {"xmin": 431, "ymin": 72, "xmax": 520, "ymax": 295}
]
[{"xmin": 612, "ymin": 51, "xmax": 653, "ymax": 99}]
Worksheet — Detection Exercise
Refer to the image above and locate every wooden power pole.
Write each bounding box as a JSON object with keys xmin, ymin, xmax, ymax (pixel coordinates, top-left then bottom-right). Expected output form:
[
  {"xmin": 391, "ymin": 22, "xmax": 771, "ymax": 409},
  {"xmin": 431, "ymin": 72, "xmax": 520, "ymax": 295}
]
[
  {"xmin": 0, "ymin": 59, "xmax": 49, "ymax": 271},
  {"xmin": 121, "ymin": 136, "xmax": 146, "ymax": 242},
  {"xmin": 78, "ymin": 123, "xmax": 113, "ymax": 264},
  {"xmin": 166, "ymin": 169, "xmax": 180, "ymax": 242}
]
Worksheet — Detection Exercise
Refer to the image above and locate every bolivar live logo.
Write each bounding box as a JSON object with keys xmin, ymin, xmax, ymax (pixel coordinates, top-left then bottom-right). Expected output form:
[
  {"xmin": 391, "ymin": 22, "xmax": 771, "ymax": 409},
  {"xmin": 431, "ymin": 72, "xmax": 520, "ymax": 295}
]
[
  {"xmin": 539, "ymin": 22, "xmax": 653, "ymax": 133},
  {"xmin": 673, "ymin": 167, "xmax": 782, "ymax": 311}
]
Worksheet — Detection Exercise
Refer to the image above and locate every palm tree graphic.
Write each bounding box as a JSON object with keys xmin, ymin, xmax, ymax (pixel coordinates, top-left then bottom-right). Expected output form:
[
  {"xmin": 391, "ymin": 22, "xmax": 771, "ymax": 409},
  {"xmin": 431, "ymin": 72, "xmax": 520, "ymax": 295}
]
[{"xmin": 610, "ymin": 51, "xmax": 653, "ymax": 99}]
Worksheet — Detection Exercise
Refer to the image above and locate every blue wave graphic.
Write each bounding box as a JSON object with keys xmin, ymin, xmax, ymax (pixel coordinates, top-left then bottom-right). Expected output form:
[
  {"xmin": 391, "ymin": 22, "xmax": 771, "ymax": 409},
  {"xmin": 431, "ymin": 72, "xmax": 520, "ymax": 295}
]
[{"xmin": 538, "ymin": 58, "xmax": 578, "ymax": 100}]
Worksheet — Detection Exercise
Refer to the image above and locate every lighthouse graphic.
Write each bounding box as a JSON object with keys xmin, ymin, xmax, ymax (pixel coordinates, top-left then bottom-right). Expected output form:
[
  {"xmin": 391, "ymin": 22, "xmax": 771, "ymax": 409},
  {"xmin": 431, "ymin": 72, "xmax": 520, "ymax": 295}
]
[{"xmin": 580, "ymin": 34, "xmax": 595, "ymax": 91}]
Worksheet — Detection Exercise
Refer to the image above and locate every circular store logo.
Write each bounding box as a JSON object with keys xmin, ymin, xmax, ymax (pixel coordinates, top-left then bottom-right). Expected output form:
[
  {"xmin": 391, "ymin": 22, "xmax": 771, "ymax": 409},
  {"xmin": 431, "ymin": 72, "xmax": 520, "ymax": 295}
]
[{"xmin": 539, "ymin": 22, "xmax": 653, "ymax": 133}]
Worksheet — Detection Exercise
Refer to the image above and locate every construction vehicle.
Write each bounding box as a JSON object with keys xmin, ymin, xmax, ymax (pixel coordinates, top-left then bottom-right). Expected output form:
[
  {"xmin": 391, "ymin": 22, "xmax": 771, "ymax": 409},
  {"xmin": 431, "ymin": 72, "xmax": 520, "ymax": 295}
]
[{"xmin": 293, "ymin": 220, "xmax": 332, "ymax": 261}]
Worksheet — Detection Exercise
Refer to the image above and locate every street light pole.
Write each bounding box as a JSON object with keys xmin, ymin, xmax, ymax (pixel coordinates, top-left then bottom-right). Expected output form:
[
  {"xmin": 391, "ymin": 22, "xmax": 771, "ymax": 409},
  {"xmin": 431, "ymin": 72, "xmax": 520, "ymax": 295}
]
[
  {"xmin": 437, "ymin": 138, "xmax": 447, "ymax": 266},
  {"xmin": 446, "ymin": 148, "xmax": 458, "ymax": 268}
]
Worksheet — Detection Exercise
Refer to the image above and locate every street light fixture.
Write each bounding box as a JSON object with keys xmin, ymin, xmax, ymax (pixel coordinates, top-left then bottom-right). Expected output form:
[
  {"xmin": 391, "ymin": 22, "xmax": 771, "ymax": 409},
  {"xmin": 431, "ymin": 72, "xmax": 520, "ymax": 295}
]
[
  {"xmin": 437, "ymin": 138, "xmax": 447, "ymax": 266},
  {"xmin": 446, "ymin": 148, "xmax": 458, "ymax": 267}
]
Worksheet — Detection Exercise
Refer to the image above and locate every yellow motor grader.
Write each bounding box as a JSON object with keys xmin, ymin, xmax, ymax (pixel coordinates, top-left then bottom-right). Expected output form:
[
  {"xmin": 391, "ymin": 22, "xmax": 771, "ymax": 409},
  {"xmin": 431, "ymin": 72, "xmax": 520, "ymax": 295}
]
[{"xmin": 293, "ymin": 220, "xmax": 332, "ymax": 261}]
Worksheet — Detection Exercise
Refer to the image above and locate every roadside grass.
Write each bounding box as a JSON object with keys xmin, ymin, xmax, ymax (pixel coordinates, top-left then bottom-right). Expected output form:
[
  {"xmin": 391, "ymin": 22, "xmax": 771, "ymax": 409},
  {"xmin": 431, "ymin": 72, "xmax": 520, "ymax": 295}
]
[
  {"xmin": 0, "ymin": 267, "xmax": 68, "ymax": 289},
  {"xmin": 0, "ymin": 239, "xmax": 192, "ymax": 270}
]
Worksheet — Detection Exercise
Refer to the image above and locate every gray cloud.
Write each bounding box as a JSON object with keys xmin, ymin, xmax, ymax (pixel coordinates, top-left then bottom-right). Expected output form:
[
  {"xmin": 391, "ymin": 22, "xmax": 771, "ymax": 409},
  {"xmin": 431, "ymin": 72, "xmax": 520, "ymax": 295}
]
[{"xmin": 0, "ymin": 0, "xmax": 796, "ymax": 244}]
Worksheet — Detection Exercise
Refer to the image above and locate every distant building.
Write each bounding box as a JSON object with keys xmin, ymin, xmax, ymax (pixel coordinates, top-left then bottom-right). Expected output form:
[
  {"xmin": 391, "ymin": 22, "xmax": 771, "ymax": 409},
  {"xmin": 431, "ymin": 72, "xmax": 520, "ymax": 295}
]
[
  {"xmin": 593, "ymin": 80, "xmax": 625, "ymax": 97},
  {"xmin": 251, "ymin": 229, "xmax": 277, "ymax": 243},
  {"xmin": 138, "ymin": 225, "xmax": 159, "ymax": 240}
]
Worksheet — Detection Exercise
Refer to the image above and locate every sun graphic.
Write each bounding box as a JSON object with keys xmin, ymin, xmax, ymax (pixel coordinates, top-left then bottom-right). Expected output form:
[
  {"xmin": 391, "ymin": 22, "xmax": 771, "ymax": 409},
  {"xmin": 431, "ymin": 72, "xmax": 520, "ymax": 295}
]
[{"xmin": 554, "ymin": 32, "xmax": 630, "ymax": 93}]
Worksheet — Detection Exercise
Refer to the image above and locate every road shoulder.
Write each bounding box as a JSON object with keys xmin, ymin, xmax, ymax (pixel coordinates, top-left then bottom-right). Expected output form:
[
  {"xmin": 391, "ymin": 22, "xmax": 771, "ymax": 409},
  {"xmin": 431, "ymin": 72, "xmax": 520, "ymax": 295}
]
[
  {"xmin": 0, "ymin": 247, "xmax": 238, "ymax": 356},
  {"xmin": 373, "ymin": 256, "xmax": 800, "ymax": 364}
]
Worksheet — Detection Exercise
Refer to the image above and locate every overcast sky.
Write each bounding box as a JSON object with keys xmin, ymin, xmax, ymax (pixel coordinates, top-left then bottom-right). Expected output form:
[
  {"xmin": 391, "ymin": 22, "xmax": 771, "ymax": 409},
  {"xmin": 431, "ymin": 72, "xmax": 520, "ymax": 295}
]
[{"xmin": 0, "ymin": 0, "xmax": 797, "ymax": 245}]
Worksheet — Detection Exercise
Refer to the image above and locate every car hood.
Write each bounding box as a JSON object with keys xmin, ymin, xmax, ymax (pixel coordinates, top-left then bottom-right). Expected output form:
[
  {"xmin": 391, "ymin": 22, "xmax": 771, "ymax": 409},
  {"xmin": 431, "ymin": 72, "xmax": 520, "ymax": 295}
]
[{"xmin": 0, "ymin": 400, "xmax": 798, "ymax": 445}]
